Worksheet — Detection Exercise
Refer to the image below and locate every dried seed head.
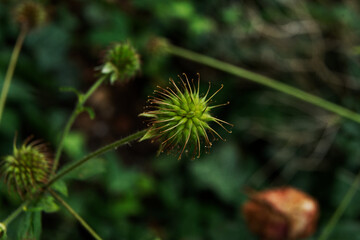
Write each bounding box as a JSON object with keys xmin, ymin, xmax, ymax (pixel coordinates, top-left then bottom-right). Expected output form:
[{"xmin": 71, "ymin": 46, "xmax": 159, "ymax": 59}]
[
  {"xmin": 101, "ymin": 42, "xmax": 141, "ymax": 84},
  {"xmin": 13, "ymin": 1, "xmax": 47, "ymax": 30},
  {"xmin": 139, "ymin": 73, "xmax": 233, "ymax": 160},
  {"xmin": 242, "ymin": 187, "xmax": 319, "ymax": 240},
  {"xmin": 1, "ymin": 136, "xmax": 52, "ymax": 199}
]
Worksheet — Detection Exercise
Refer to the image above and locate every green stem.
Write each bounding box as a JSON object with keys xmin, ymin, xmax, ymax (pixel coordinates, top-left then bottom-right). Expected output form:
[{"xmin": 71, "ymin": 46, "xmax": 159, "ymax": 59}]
[
  {"xmin": 0, "ymin": 27, "xmax": 27, "ymax": 124},
  {"xmin": 166, "ymin": 44, "xmax": 360, "ymax": 124},
  {"xmin": 81, "ymin": 76, "xmax": 107, "ymax": 104},
  {"xmin": 48, "ymin": 129, "xmax": 147, "ymax": 188},
  {"xmin": 52, "ymin": 76, "xmax": 107, "ymax": 175},
  {"xmin": 2, "ymin": 200, "xmax": 30, "ymax": 226},
  {"xmin": 52, "ymin": 107, "xmax": 78, "ymax": 173},
  {"xmin": 49, "ymin": 189, "xmax": 102, "ymax": 240},
  {"xmin": 2, "ymin": 129, "xmax": 146, "ymax": 229},
  {"xmin": 317, "ymin": 170, "xmax": 360, "ymax": 240}
]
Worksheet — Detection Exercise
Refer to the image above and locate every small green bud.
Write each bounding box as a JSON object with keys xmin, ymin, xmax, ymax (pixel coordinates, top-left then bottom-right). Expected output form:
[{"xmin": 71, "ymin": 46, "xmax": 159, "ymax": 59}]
[
  {"xmin": 101, "ymin": 42, "xmax": 140, "ymax": 84},
  {"xmin": 1, "ymin": 136, "xmax": 52, "ymax": 198},
  {"xmin": 139, "ymin": 73, "xmax": 233, "ymax": 160},
  {"xmin": 13, "ymin": 1, "xmax": 47, "ymax": 30}
]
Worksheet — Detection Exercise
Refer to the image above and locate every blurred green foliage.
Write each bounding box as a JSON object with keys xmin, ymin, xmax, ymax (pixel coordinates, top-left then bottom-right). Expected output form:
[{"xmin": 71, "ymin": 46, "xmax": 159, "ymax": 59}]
[{"xmin": 1, "ymin": 0, "xmax": 360, "ymax": 239}]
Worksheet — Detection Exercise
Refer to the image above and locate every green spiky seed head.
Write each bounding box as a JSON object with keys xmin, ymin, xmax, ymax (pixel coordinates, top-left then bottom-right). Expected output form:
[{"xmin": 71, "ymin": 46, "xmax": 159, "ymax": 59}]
[
  {"xmin": 1, "ymin": 137, "xmax": 52, "ymax": 198},
  {"xmin": 101, "ymin": 42, "xmax": 141, "ymax": 84},
  {"xmin": 139, "ymin": 73, "xmax": 232, "ymax": 160},
  {"xmin": 14, "ymin": 1, "xmax": 47, "ymax": 30}
]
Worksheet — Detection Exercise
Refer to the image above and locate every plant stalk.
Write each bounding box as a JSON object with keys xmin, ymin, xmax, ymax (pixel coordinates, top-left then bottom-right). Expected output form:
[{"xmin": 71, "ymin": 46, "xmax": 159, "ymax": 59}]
[
  {"xmin": 2, "ymin": 200, "xmax": 29, "ymax": 226},
  {"xmin": 49, "ymin": 189, "xmax": 102, "ymax": 240},
  {"xmin": 3, "ymin": 129, "xmax": 146, "ymax": 229},
  {"xmin": 166, "ymin": 44, "xmax": 360, "ymax": 124},
  {"xmin": 48, "ymin": 129, "xmax": 147, "ymax": 187},
  {"xmin": 0, "ymin": 26, "xmax": 27, "ymax": 124},
  {"xmin": 52, "ymin": 76, "xmax": 107, "ymax": 175}
]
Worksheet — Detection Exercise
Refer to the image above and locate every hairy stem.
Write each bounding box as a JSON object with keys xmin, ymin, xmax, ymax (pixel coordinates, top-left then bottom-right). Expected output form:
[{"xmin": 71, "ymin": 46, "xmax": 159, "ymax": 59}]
[
  {"xmin": 48, "ymin": 129, "xmax": 147, "ymax": 187},
  {"xmin": 166, "ymin": 44, "xmax": 360, "ymax": 124},
  {"xmin": 2, "ymin": 129, "xmax": 146, "ymax": 229},
  {"xmin": 52, "ymin": 76, "xmax": 107, "ymax": 175},
  {"xmin": 2, "ymin": 200, "xmax": 29, "ymax": 226},
  {"xmin": 317, "ymin": 170, "xmax": 360, "ymax": 240},
  {"xmin": 0, "ymin": 27, "xmax": 27, "ymax": 124},
  {"xmin": 49, "ymin": 189, "xmax": 102, "ymax": 240}
]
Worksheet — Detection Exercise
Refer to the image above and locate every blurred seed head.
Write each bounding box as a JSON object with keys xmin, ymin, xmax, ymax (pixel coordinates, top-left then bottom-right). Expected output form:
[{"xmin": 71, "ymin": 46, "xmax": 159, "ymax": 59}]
[
  {"xmin": 13, "ymin": 1, "xmax": 47, "ymax": 30},
  {"xmin": 101, "ymin": 42, "xmax": 141, "ymax": 84},
  {"xmin": 1, "ymin": 136, "xmax": 52, "ymax": 199},
  {"xmin": 242, "ymin": 187, "xmax": 319, "ymax": 240},
  {"xmin": 147, "ymin": 37, "xmax": 170, "ymax": 55},
  {"xmin": 139, "ymin": 73, "xmax": 232, "ymax": 160}
]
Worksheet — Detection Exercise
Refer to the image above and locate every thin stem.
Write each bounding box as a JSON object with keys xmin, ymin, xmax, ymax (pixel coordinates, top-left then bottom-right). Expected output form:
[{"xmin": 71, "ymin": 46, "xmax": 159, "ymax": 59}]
[
  {"xmin": 81, "ymin": 76, "xmax": 107, "ymax": 104},
  {"xmin": 49, "ymin": 189, "xmax": 102, "ymax": 240},
  {"xmin": 166, "ymin": 44, "xmax": 360, "ymax": 124},
  {"xmin": 2, "ymin": 200, "xmax": 30, "ymax": 226},
  {"xmin": 0, "ymin": 26, "xmax": 27, "ymax": 124},
  {"xmin": 317, "ymin": 169, "xmax": 360, "ymax": 240},
  {"xmin": 2, "ymin": 129, "xmax": 147, "ymax": 229},
  {"xmin": 48, "ymin": 129, "xmax": 147, "ymax": 188},
  {"xmin": 52, "ymin": 107, "xmax": 78, "ymax": 173},
  {"xmin": 52, "ymin": 76, "xmax": 107, "ymax": 175}
]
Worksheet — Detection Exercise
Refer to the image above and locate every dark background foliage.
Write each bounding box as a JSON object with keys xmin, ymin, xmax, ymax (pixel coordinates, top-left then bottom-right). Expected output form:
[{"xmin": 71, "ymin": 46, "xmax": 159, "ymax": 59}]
[{"xmin": 1, "ymin": 0, "xmax": 360, "ymax": 239}]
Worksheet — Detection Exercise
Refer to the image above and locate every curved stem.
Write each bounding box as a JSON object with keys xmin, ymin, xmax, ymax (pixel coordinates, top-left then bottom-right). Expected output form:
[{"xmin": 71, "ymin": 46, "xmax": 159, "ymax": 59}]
[
  {"xmin": 52, "ymin": 107, "xmax": 78, "ymax": 173},
  {"xmin": 0, "ymin": 26, "xmax": 27, "ymax": 124},
  {"xmin": 52, "ymin": 76, "xmax": 107, "ymax": 175},
  {"xmin": 2, "ymin": 200, "xmax": 30, "ymax": 226},
  {"xmin": 317, "ymin": 170, "xmax": 360, "ymax": 240},
  {"xmin": 81, "ymin": 76, "xmax": 107, "ymax": 104},
  {"xmin": 49, "ymin": 189, "xmax": 102, "ymax": 240},
  {"xmin": 2, "ymin": 129, "xmax": 146, "ymax": 229},
  {"xmin": 166, "ymin": 44, "xmax": 360, "ymax": 124},
  {"xmin": 48, "ymin": 129, "xmax": 147, "ymax": 188}
]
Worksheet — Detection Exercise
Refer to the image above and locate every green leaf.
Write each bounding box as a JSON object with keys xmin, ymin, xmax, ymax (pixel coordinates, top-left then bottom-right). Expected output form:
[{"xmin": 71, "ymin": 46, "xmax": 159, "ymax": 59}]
[
  {"xmin": 79, "ymin": 106, "xmax": 95, "ymax": 119},
  {"xmin": 17, "ymin": 211, "xmax": 42, "ymax": 240},
  {"xmin": 110, "ymin": 72, "xmax": 118, "ymax": 84},
  {"xmin": 138, "ymin": 129, "xmax": 155, "ymax": 142},
  {"xmin": 51, "ymin": 180, "xmax": 68, "ymax": 197},
  {"xmin": 101, "ymin": 62, "xmax": 114, "ymax": 74},
  {"xmin": 38, "ymin": 195, "xmax": 60, "ymax": 213},
  {"xmin": 0, "ymin": 223, "xmax": 7, "ymax": 240},
  {"xmin": 60, "ymin": 86, "xmax": 86, "ymax": 103},
  {"xmin": 60, "ymin": 86, "xmax": 83, "ymax": 98}
]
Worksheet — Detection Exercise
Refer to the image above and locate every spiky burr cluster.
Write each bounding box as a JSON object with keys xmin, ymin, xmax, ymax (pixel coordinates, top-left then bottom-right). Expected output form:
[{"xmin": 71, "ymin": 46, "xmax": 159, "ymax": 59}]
[
  {"xmin": 1, "ymin": 137, "xmax": 52, "ymax": 198},
  {"xmin": 140, "ymin": 73, "xmax": 232, "ymax": 160}
]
